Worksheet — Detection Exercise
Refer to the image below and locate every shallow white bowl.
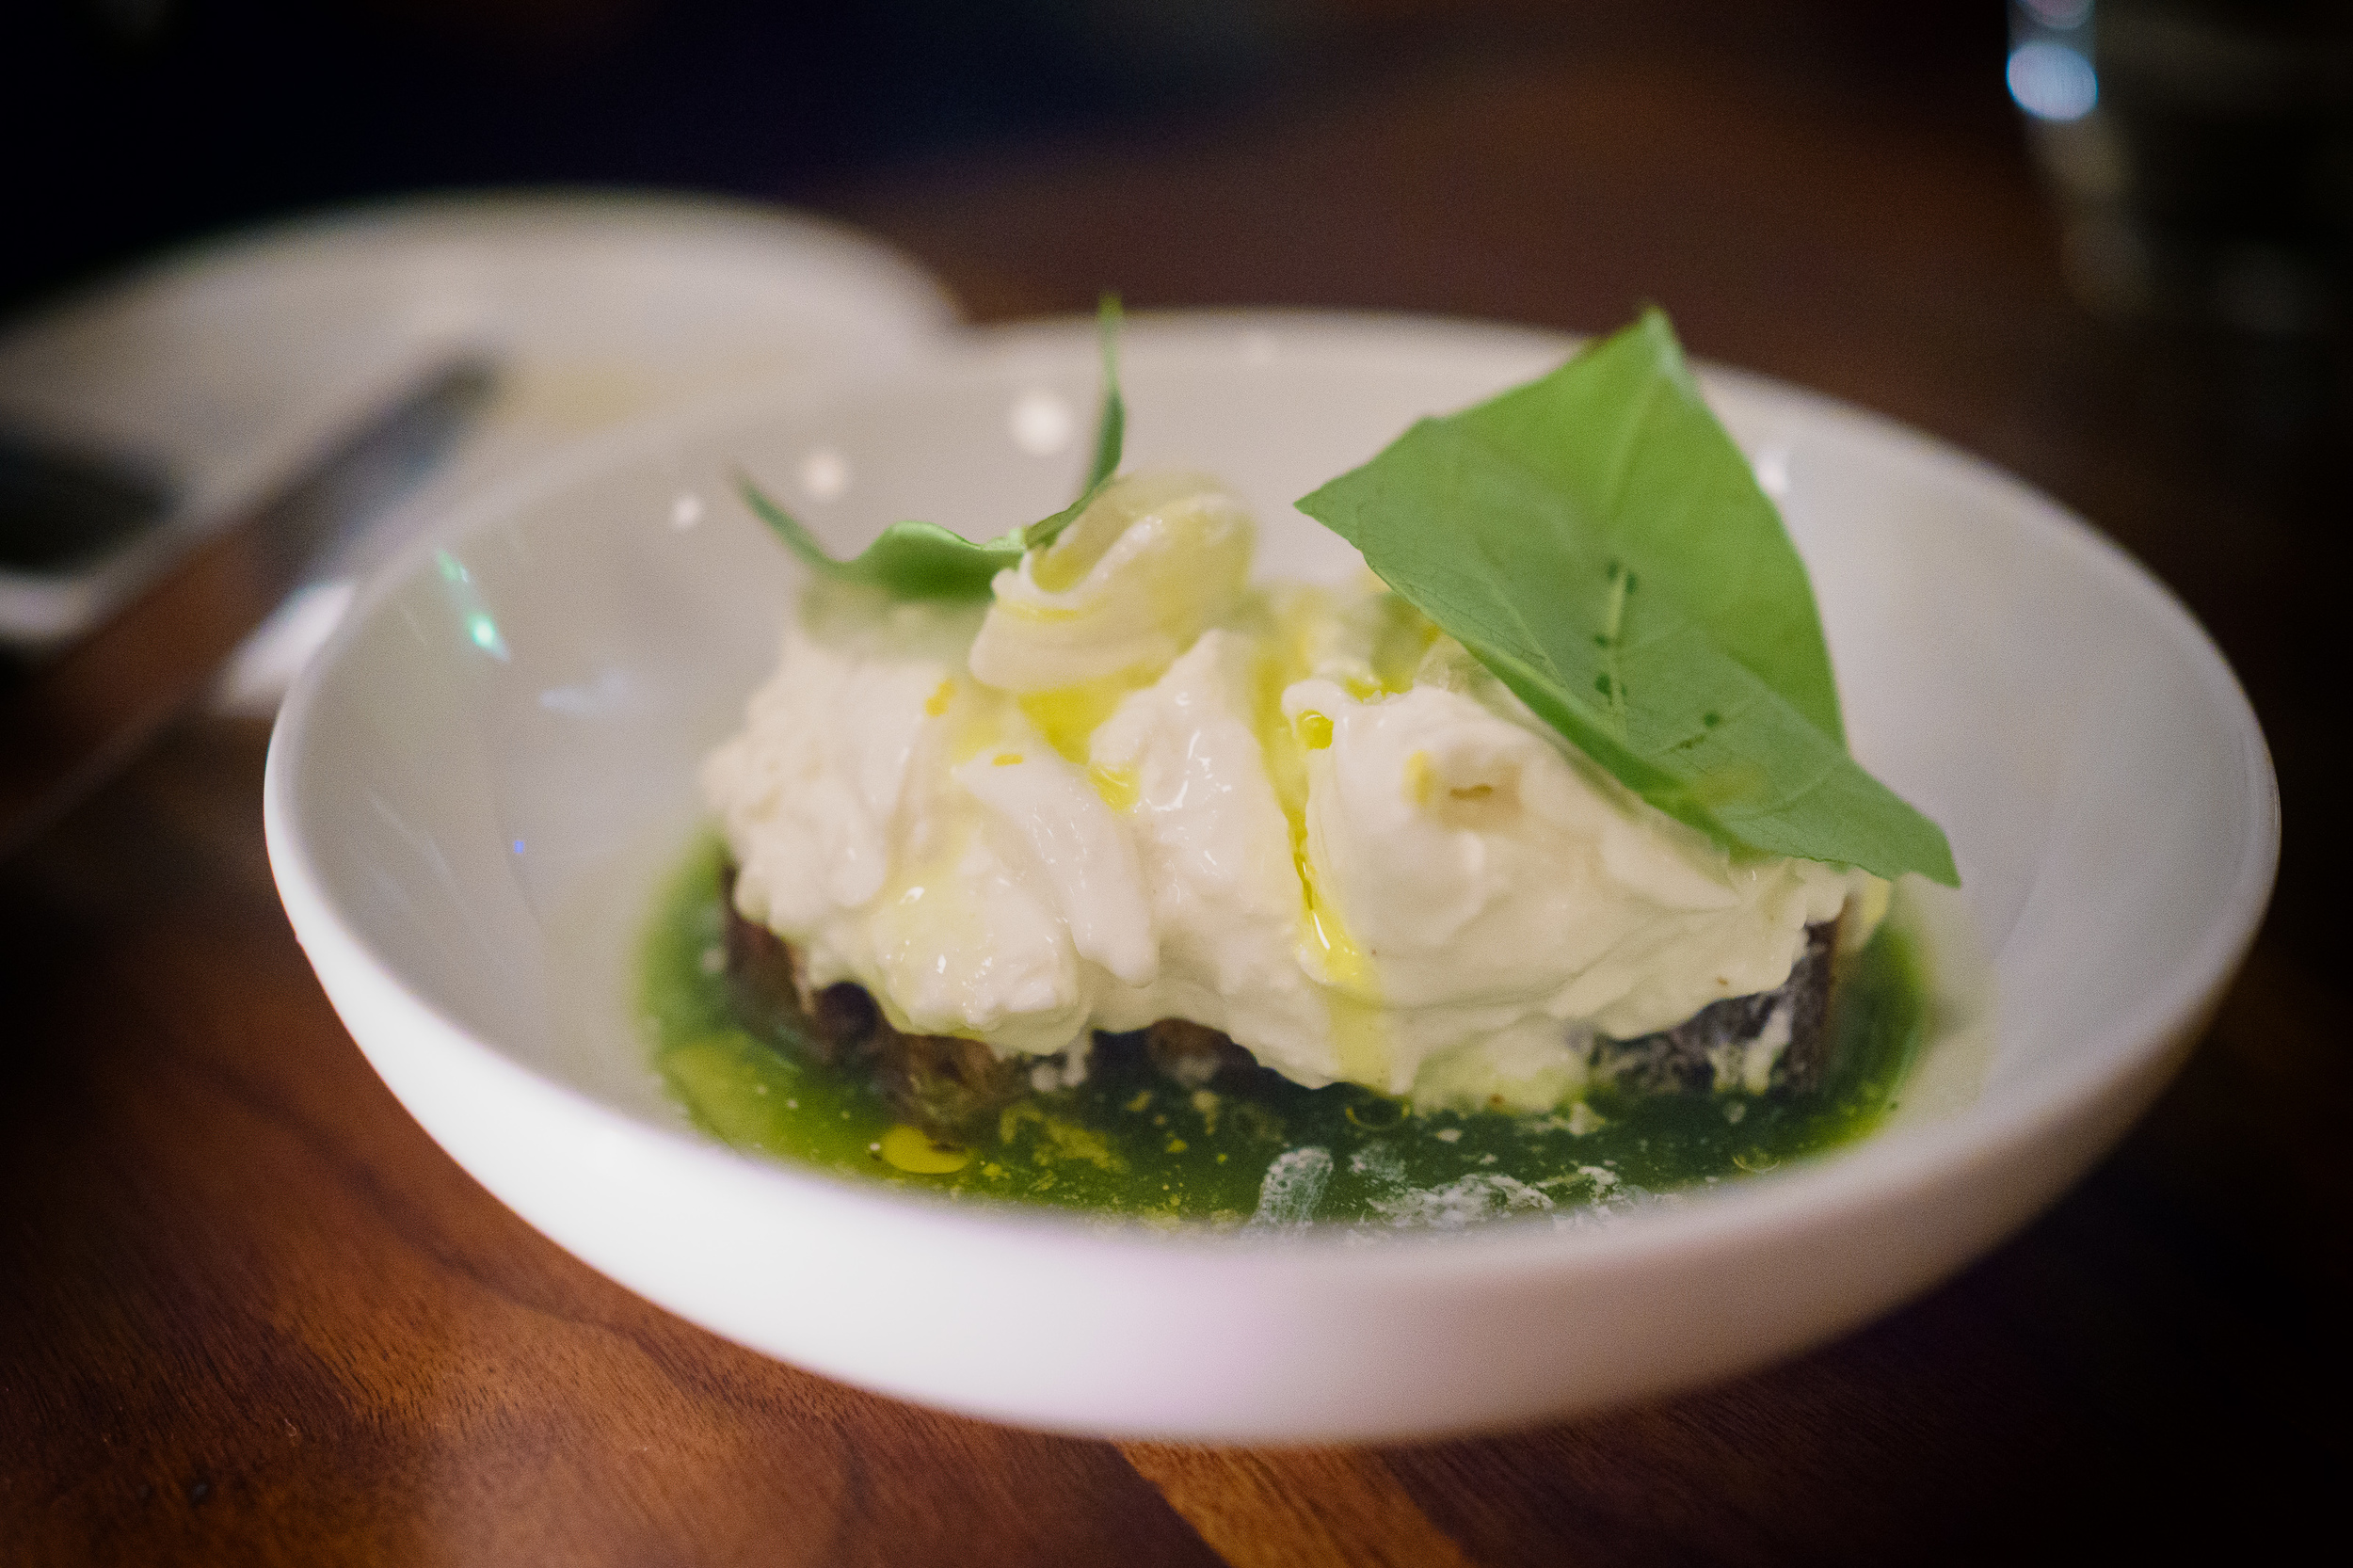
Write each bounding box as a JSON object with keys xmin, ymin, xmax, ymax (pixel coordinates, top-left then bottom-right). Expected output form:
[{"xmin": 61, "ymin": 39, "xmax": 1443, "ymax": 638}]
[{"xmin": 265, "ymin": 313, "xmax": 2278, "ymax": 1442}]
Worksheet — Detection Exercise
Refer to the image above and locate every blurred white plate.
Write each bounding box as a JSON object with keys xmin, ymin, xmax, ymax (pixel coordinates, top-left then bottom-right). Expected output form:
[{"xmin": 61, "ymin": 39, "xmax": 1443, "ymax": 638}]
[
  {"xmin": 0, "ymin": 188, "xmax": 958, "ymax": 667},
  {"xmin": 265, "ymin": 312, "xmax": 2278, "ymax": 1442}
]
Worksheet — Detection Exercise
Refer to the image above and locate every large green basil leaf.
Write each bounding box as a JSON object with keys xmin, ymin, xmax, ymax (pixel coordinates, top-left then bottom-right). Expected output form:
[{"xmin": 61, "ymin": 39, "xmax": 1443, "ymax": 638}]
[{"xmin": 1296, "ymin": 310, "xmax": 1957, "ymax": 885}]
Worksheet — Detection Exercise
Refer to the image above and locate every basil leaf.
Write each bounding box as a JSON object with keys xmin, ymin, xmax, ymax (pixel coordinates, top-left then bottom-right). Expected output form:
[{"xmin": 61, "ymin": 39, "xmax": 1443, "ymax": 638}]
[
  {"xmin": 1296, "ymin": 310, "xmax": 1957, "ymax": 886},
  {"xmin": 737, "ymin": 296, "xmax": 1128, "ymax": 600},
  {"xmin": 1022, "ymin": 294, "xmax": 1127, "ymax": 552}
]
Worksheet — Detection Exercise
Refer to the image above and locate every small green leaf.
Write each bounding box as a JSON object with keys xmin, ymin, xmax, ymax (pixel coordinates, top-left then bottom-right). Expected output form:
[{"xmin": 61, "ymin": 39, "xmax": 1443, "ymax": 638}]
[
  {"xmin": 734, "ymin": 473, "xmax": 1019, "ymax": 600},
  {"xmin": 736, "ymin": 295, "xmax": 1128, "ymax": 600},
  {"xmin": 1023, "ymin": 294, "xmax": 1128, "ymax": 552},
  {"xmin": 1296, "ymin": 310, "xmax": 1957, "ymax": 886}
]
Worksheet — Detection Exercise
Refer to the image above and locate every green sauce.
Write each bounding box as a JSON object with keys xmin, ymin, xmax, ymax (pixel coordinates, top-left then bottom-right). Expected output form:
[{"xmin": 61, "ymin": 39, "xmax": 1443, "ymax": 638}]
[{"xmin": 642, "ymin": 836, "xmax": 1929, "ymax": 1228}]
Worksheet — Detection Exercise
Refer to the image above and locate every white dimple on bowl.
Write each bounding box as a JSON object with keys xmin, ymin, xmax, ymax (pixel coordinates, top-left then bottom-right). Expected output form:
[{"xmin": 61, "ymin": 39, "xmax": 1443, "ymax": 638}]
[{"xmin": 266, "ymin": 313, "xmax": 2277, "ymax": 1442}]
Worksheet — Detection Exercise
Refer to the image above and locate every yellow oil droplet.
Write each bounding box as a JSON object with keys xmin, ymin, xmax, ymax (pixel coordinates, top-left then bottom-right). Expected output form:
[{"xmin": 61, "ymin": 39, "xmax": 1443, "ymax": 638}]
[
  {"xmin": 880, "ymin": 1124, "xmax": 972, "ymax": 1174},
  {"xmin": 1403, "ymin": 748, "xmax": 1434, "ymax": 807},
  {"xmin": 1296, "ymin": 849, "xmax": 1385, "ymax": 1084},
  {"xmin": 1296, "ymin": 851, "xmax": 1371, "ymax": 986},
  {"xmin": 1018, "ymin": 666, "xmax": 1151, "ymax": 761},
  {"xmin": 1087, "ymin": 761, "xmax": 1140, "ymax": 810},
  {"xmin": 948, "ymin": 686, "xmax": 1010, "ymax": 764},
  {"xmin": 1165, "ymin": 1137, "xmax": 1189, "ymax": 1154},
  {"xmin": 1246, "ymin": 606, "xmax": 1386, "ymax": 1089},
  {"xmin": 992, "ymin": 752, "xmax": 1023, "ymax": 767},
  {"xmin": 1246, "ymin": 626, "xmax": 1317, "ymax": 831},
  {"xmin": 923, "ymin": 680, "xmax": 954, "ymax": 717}
]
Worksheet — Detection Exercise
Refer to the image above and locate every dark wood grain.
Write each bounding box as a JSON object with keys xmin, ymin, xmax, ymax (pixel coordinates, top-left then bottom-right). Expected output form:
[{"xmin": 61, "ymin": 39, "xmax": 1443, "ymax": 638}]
[
  {"xmin": 0, "ymin": 724, "xmax": 1226, "ymax": 1568},
  {"xmin": 4, "ymin": 24, "xmax": 2345, "ymax": 1567},
  {"xmin": 1121, "ymin": 1445, "xmax": 1477, "ymax": 1568}
]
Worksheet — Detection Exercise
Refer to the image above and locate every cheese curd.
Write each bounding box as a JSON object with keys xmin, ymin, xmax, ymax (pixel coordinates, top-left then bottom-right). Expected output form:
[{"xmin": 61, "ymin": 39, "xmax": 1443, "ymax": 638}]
[{"xmin": 704, "ymin": 472, "xmax": 1874, "ymax": 1111}]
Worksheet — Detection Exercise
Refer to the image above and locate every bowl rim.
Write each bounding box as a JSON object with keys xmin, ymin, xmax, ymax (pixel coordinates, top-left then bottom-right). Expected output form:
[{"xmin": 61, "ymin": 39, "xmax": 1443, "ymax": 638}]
[{"xmin": 265, "ymin": 308, "xmax": 2281, "ymax": 1283}]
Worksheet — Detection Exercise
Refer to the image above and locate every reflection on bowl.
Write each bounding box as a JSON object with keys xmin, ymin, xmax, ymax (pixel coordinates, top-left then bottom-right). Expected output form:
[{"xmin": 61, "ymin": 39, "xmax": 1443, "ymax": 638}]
[{"xmin": 265, "ymin": 312, "xmax": 2276, "ymax": 1441}]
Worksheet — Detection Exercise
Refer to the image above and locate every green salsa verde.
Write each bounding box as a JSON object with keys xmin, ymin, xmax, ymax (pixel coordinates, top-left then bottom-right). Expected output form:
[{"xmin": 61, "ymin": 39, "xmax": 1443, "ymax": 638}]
[{"xmin": 642, "ymin": 836, "xmax": 1930, "ymax": 1228}]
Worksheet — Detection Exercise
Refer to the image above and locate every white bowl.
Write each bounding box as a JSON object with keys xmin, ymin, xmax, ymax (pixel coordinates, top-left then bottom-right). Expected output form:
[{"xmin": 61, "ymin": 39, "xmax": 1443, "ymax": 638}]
[{"xmin": 264, "ymin": 312, "xmax": 2278, "ymax": 1442}]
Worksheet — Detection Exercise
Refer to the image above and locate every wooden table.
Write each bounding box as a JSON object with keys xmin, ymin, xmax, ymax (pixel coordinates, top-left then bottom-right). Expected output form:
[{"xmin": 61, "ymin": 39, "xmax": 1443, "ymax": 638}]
[{"xmin": 5, "ymin": 34, "xmax": 2343, "ymax": 1565}]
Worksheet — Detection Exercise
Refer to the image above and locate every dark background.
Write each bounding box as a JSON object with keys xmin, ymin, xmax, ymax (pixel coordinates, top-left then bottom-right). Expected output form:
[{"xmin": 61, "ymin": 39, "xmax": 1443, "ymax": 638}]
[{"xmin": 8, "ymin": 0, "xmax": 2015, "ymax": 312}]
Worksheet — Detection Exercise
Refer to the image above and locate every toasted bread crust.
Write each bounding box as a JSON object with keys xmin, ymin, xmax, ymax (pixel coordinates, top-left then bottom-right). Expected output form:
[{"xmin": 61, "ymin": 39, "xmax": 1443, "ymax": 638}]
[{"xmin": 1591, "ymin": 917, "xmax": 1841, "ymax": 1095}]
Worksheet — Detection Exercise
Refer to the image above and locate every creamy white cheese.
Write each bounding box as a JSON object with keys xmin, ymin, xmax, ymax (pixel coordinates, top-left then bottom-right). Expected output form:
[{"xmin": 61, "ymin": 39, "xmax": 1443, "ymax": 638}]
[{"xmin": 705, "ymin": 472, "xmax": 1877, "ymax": 1112}]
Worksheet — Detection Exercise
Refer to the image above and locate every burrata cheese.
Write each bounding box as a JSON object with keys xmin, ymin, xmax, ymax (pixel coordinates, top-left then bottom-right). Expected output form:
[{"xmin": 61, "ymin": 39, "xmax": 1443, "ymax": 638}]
[{"xmin": 703, "ymin": 472, "xmax": 1876, "ymax": 1111}]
